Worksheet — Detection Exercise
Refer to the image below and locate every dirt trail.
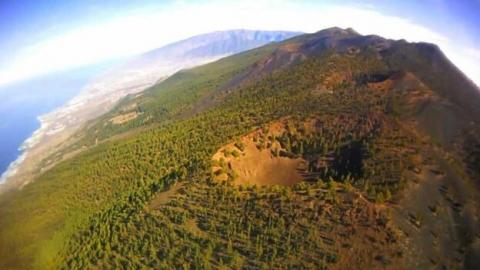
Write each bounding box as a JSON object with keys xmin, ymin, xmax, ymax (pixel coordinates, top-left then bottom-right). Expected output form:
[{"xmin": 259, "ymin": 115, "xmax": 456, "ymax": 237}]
[{"xmin": 149, "ymin": 182, "xmax": 185, "ymax": 210}]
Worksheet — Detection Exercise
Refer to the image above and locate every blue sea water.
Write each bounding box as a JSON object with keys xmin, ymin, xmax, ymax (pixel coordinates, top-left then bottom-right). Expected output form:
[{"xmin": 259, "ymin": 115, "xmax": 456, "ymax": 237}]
[{"xmin": 0, "ymin": 64, "xmax": 112, "ymax": 179}]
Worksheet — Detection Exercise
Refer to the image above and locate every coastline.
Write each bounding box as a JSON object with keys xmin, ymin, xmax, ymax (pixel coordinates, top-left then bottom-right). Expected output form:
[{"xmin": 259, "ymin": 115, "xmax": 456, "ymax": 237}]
[
  {"xmin": 0, "ymin": 152, "xmax": 27, "ymax": 184},
  {"xmin": 0, "ymin": 113, "xmax": 62, "ymax": 187},
  {"xmin": 0, "ymin": 67, "xmax": 163, "ymax": 189},
  {"xmin": 0, "ymin": 64, "xmax": 120, "ymax": 190},
  {"xmin": 0, "ymin": 56, "xmax": 234, "ymax": 190},
  {"xmin": 0, "ymin": 31, "xmax": 299, "ymax": 191}
]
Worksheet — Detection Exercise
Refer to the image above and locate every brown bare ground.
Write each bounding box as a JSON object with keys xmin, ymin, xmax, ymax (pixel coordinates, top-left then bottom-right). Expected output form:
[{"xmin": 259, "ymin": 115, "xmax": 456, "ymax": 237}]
[
  {"xmin": 332, "ymin": 192, "xmax": 406, "ymax": 270},
  {"xmin": 212, "ymin": 123, "xmax": 306, "ymax": 186},
  {"xmin": 109, "ymin": 112, "xmax": 139, "ymax": 125},
  {"xmin": 149, "ymin": 182, "xmax": 184, "ymax": 210},
  {"xmin": 277, "ymin": 42, "xmax": 301, "ymax": 53}
]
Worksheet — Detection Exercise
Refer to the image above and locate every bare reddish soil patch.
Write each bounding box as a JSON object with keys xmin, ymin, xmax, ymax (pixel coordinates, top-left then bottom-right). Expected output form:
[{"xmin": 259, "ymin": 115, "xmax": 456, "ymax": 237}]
[
  {"xmin": 212, "ymin": 120, "xmax": 308, "ymax": 186},
  {"xmin": 109, "ymin": 111, "xmax": 140, "ymax": 125}
]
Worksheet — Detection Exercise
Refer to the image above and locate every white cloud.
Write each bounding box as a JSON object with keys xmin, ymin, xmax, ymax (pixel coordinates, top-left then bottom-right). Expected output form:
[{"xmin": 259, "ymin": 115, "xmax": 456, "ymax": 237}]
[
  {"xmin": 467, "ymin": 48, "xmax": 480, "ymax": 59},
  {"xmin": 0, "ymin": 0, "xmax": 478, "ymax": 87},
  {"xmin": 443, "ymin": 46, "xmax": 480, "ymax": 86}
]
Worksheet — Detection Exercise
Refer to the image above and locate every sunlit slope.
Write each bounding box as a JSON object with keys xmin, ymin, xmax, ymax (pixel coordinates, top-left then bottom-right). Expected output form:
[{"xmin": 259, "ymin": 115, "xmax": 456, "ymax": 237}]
[
  {"xmin": 0, "ymin": 39, "xmax": 281, "ymax": 270},
  {"xmin": 3, "ymin": 30, "xmax": 300, "ymax": 191},
  {"xmin": 77, "ymin": 28, "xmax": 480, "ymax": 150},
  {"xmin": 1, "ymin": 27, "xmax": 479, "ymax": 269}
]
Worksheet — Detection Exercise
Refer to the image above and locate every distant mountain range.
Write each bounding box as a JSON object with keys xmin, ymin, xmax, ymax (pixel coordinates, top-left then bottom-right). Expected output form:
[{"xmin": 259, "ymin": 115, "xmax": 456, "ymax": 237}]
[
  {"xmin": 135, "ymin": 29, "xmax": 303, "ymax": 65},
  {"xmin": 2, "ymin": 27, "xmax": 480, "ymax": 269},
  {"xmin": 0, "ymin": 29, "xmax": 300, "ymax": 189},
  {"xmin": 102, "ymin": 30, "xmax": 302, "ymax": 91}
]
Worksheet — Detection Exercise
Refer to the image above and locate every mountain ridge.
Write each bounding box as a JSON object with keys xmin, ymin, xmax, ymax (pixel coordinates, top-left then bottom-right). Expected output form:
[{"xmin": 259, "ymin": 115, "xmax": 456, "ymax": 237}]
[
  {"xmin": 0, "ymin": 29, "xmax": 300, "ymax": 192},
  {"xmin": 0, "ymin": 27, "xmax": 479, "ymax": 269}
]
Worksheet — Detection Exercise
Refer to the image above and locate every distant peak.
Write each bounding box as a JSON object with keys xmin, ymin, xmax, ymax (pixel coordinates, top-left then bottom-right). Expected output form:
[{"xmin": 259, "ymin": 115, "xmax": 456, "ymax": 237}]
[
  {"xmin": 315, "ymin": 27, "xmax": 359, "ymax": 36},
  {"xmin": 345, "ymin": 28, "xmax": 359, "ymax": 35}
]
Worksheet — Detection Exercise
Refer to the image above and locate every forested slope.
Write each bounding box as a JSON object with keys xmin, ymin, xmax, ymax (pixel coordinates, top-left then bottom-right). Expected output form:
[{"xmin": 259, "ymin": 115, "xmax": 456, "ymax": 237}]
[{"xmin": 1, "ymin": 27, "xmax": 479, "ymax": 269}]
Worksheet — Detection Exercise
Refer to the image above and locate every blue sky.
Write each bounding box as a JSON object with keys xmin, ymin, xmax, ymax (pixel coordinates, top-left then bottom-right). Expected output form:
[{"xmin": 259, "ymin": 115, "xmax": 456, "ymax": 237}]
[{"xmin": 0, "ymin": 0, "xmax": 479, "ymax": 86}]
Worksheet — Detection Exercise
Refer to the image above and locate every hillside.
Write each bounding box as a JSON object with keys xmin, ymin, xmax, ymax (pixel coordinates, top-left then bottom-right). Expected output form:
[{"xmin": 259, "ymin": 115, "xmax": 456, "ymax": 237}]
[
  {"xmin": 1, "ymin": 30, "xmax": 300, "ymax": 192},
  {"xmin": 1, "ymin": 27, "xmax": 479, "ymax": 269}
]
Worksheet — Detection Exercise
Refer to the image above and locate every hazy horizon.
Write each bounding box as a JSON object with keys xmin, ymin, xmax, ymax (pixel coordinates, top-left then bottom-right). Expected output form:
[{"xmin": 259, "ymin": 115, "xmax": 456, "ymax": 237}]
[{"xmin": 0, "ymin": 0, "xmax": 479, "ymax": 87}]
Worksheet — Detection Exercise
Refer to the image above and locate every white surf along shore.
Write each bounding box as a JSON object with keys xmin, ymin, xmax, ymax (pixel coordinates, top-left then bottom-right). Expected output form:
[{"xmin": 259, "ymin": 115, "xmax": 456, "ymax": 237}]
[
  {"xmin": 0, "ymin": 55, "xmax": 227, "ymax": 187},
  {"xmin": 0, "ymin": 97, "xmax": 79, "ymax": 185},
  {"xmin": 0, "ymin": 30, "xmax": 301, "ymax": 188}
]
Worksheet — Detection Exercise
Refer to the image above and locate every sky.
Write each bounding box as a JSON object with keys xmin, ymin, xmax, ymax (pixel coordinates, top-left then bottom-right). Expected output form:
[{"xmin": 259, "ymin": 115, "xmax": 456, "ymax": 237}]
[{"xmin": 0, "ymin": 0, "xmax": 479, "ymax": 87}]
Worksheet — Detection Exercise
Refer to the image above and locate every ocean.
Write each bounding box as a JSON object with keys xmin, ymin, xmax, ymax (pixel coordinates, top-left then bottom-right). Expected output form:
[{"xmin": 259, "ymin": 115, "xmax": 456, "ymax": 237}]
[{"xmin": 0, "ymin": 64, "xmax": 112, "ymax": 180}]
